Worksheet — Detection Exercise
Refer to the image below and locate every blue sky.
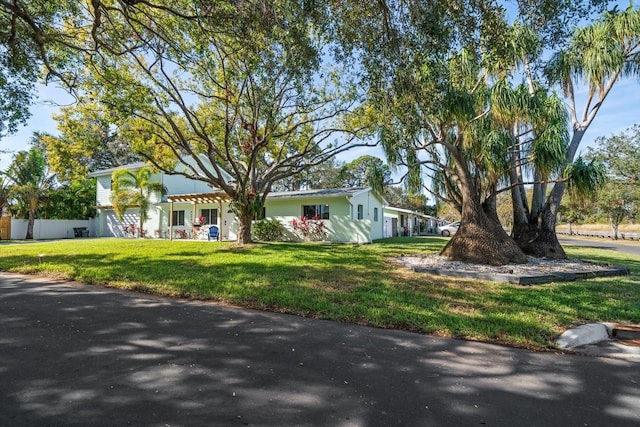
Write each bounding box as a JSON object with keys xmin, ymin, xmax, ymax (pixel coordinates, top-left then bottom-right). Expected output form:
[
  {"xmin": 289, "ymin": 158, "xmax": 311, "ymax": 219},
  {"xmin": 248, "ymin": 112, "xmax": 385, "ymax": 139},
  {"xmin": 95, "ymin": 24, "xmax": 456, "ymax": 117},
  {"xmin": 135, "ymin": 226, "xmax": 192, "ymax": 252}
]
[{"xmin": 3, "ymin": 77, "xmax": 636, "ymax": 172}]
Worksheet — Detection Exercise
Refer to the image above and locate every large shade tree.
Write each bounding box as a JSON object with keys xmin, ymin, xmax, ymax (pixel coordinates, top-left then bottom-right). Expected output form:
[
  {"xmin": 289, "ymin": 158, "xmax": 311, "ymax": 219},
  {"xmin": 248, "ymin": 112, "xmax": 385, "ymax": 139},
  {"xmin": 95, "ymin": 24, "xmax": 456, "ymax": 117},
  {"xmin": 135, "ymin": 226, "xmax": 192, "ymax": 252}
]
[
  {"xmin": 337, "ymin": 1, "xmax": 535, "ymax": 264},
  {"xmin": 50, "ymin": 1, "xmax": 373, "ymax": 244},
  {"xmin": 508, "ymin": 5, "xmax": 640, "ymax": 258},
  {"xmin": 334, "ymin": 0, "xmax": 626, "ymax": 264},
  {"xmin": 38, "ymin": 104, "xmax": 140, "ymax": 182},
  {"xmin": 380, "ymin": 49, "xmax": 531, "ymax": 265},
  {"xmin": 337, "ymin": 155, "xmax": 392, "ymax": 190},
  {"xmin": 0, "ymin": 0, "xmax": 82, "ymax": 141}
]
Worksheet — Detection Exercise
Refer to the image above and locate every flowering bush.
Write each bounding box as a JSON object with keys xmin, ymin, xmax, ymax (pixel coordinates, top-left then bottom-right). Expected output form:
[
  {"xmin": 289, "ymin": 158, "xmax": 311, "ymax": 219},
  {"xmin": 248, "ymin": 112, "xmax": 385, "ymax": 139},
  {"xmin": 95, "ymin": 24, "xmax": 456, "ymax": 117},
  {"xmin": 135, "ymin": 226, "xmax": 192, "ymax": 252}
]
[
  {"xmin": 124, "ymin": 223, "xmax": 137, "ymax": 238},
  {"xmin": 291, "ymin": 215, "xmax": 327, "ymax": 241},
  {"xmin": 124, "ymin": 224, "xmax": 147, "ymax": 238}
]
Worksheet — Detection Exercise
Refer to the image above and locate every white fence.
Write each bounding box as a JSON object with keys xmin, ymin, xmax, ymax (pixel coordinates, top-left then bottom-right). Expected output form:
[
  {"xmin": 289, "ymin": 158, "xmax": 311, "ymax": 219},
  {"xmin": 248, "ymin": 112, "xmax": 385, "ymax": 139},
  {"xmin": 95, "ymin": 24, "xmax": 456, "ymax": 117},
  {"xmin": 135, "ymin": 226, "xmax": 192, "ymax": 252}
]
[{"xmin": 9, "ymin": 219, "xmax": 96, "ymax": 240}]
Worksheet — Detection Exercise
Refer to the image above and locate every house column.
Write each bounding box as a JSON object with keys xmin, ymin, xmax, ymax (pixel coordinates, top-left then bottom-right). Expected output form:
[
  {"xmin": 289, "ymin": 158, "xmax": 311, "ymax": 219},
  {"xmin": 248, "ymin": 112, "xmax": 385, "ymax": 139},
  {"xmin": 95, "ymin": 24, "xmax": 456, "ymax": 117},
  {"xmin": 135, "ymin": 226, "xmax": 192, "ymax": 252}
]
[
  {"xmin": 169, "ymin": 201, "xmax": 174, "ymax": 240},
  {"xmin": 192, "ymin": 202, "xmax": 197, "ymax": 239},
  {"xmin": 218, "ymin": 200, "xmax": 223, "ymax": 239}
]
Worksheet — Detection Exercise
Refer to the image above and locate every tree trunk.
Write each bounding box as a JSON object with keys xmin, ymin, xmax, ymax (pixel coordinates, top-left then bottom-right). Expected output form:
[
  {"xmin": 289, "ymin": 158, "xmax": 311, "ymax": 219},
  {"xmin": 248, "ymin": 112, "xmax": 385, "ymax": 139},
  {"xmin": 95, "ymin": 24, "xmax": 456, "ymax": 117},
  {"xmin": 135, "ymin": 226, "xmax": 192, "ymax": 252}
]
[
  {"xmin": 510, "ymin": 130, "xmax": 588, "ymax": 259},
  {"xmin": 441, "ymin": 183, "xmax": 527, "ymax": 266},
  {"xmin": 610, "ymin": 217, "xmax": 619, "ymax": 240},
  {"xmin": 236, "ymin": 210, "xmax": 254, "ymax": 245},
  {"xmin": 442, "ymin": 149, "xmax": 528, "ymax": 266},
  {"xmin": 26, "ymin": 207, "xmax": 35, "ymax": 240},
  {"xmin": 441, "ymin": 203, "xmax": 527, "ymax": 265},
  {"xmin": 511, "ymin": 201, "xmax": 566, "ymax": 259}
]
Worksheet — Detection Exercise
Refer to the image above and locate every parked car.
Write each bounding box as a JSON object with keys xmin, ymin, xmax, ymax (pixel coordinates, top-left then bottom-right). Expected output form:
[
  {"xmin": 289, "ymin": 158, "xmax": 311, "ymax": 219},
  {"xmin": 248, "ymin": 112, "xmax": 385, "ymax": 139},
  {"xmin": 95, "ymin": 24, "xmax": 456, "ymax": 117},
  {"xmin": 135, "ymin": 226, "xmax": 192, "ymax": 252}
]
[{"xmin": 437, "ymin": 221, "xmax": 460, "ymax": 237}]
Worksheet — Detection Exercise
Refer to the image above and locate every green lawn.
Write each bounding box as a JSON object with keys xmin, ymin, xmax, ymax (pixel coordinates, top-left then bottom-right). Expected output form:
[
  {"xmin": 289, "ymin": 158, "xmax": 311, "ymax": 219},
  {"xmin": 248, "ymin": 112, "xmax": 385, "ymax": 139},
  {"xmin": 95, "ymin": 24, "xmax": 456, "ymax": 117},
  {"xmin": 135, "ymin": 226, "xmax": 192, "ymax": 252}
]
[{"xmin": 0, "ymin": 237, "xmax": 638, "ymax": 350}]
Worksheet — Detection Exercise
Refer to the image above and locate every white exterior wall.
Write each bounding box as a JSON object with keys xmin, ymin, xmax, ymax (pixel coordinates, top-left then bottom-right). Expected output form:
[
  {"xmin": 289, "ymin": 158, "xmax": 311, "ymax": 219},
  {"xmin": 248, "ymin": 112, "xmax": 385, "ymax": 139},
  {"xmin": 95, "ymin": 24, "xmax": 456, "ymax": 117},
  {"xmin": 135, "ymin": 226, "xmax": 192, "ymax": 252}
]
[
  {"xmin": 94, "ymin": 170, "xmax": 213, "ymax": 207},
  {"xmin": 98, "ymin": 209, "xmax": 141, "ymax": 237},
  {"xmin": 348, "ymin": 191, "xmax": 384, "ymax": 241},
  {"xmin": 96, "ymin": 175, "xmax": 112, "ymax": 206},
  {"xmin": 161, "ymin": 174, "xmax": 212, "ymax": 196},
  {"xmin": 383, "ymin": 211, "xmax": 398, "ymax": 238},
  {"xmin": 265, "ymin": 191, "xmax": 382, "ymax": 243},
  {"xmin": 10, "ymin": 219, "xmax": 93, "ymax": 240},
  {"xmin": 94, "ymin": 200, "xmax": 238, "ymax": 241}
]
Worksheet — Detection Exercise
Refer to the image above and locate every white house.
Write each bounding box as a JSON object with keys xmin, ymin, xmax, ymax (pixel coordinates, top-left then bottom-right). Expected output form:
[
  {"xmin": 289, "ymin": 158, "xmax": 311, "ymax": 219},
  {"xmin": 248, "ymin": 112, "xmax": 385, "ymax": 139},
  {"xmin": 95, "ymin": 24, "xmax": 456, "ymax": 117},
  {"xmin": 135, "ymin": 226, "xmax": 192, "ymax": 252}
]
[
  {"xmin": 268, "ymin": 187, "xmax": 385, "ymax": 243},
  {"xmin": 89, "ymin": 161, "xmax": 239, "ymax": 240},
  {"xmin": 383, "ymin": 206, "xmax": 439, "ymax": 237},
  {"xmin": 89, "ymin": 163, "xmax": 386, "ymax": 243}
]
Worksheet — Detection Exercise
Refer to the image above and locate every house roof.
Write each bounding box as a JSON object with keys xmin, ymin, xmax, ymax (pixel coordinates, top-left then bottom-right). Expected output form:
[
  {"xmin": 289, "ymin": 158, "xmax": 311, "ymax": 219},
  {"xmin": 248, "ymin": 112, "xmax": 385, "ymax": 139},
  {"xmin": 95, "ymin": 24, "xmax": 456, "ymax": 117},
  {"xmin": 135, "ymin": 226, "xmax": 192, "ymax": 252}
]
[
  {"xmin": 267, "ymin": 187, "xmax": 372, "ymax": 200},
  {"xmin": 87, "ymin": 155, "xmax": 235, "ymax": 183},
  {"xmin": 383, "ymin": 205, "xmax": 435, "ymax": 219},
  {"xmin": 88, "ymin": 162, "xmax": 148, "ymax": 178}
]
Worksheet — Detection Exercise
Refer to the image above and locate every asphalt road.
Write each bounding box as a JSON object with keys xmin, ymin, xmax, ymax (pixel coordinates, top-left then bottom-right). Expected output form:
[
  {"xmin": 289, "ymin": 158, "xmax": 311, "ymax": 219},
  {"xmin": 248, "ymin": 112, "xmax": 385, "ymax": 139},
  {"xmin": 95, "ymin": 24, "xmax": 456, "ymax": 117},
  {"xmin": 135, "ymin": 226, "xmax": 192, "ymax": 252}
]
[
  {"xmin": 1, "ymin": 273, "xmax": 639, "ymax": 427},
  {"xmin": 560, "ymin": 237, "xmax": 640, "ymax": 257}
]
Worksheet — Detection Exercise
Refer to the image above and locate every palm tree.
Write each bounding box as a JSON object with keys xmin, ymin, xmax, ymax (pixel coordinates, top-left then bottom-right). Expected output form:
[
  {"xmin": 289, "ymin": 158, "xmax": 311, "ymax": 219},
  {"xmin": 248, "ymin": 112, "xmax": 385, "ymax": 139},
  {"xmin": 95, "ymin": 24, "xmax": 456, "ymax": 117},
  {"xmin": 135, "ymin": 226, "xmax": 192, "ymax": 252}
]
[
  {"xmin": 4, "ymin": 148, "xmax": 56, "ymax": 239},
  {"xmin": 110, "ymin": 166, "xmax": 166, "ymax": 238},
  {"xmin": 511, "ymin": 6, "xmax": 640, "ymax": 257}
]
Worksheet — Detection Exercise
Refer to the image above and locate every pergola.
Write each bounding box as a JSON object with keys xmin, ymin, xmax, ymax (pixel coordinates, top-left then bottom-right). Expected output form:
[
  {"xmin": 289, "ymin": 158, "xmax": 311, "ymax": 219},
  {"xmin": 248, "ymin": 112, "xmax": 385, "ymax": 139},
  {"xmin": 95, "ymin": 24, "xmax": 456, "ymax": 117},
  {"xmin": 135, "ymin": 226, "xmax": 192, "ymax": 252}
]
[{"xmin": 166, "ymin": 192, "xmax": 232, "ymax": 239}]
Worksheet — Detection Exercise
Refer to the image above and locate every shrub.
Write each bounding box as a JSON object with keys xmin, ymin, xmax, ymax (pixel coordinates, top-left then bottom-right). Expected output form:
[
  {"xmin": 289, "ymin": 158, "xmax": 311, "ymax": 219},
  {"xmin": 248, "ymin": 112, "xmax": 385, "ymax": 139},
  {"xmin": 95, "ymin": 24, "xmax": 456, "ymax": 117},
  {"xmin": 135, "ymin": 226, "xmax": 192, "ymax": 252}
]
[
  {"xmin": 253, "ymin": 219, "xmax": 284, "ymax": 242},
  {"xmin": 291, "ymin": 215, "xmax": 327, "ymax": 241}
]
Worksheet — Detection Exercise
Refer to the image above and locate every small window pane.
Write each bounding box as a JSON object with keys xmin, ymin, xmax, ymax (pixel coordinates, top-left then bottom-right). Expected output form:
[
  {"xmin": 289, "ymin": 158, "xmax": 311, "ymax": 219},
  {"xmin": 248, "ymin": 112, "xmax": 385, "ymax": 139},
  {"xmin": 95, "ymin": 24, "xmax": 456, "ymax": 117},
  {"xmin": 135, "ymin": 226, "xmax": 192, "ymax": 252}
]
[
  {"xmin": 303, "ymin": 205, "xmax": 317, "ymax": 219},
  {"xmin": 303, "ymin": 205, "xmax": 329, "ymax": 220},
  {"xmin": 200, "ymin": 208, "xmax": 218, "ymax": 225},
  {"xmin": 172, "ymin": 210, "xmax": 185, "ymax": 226},
  {"xmin": 318, "ymin": 205, "xmax": 330, "ymax": 219}
]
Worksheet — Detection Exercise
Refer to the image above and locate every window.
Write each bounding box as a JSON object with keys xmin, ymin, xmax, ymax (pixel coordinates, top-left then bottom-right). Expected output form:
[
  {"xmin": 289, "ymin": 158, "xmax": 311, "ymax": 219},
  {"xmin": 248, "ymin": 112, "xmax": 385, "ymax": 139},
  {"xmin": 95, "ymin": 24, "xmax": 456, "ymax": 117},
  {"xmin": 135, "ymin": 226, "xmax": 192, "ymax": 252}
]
[
  {"xmin": 303, "ymin": 204, "xmax": 330, "ymax": 220},
  {"xmin": 200, "ymin": 208, "xmax": 218, "ymax": 225},
  {"xmin": 357, "ymin": 204, "xmax": 364, "ymax": 220},
  {"xmin": 172, "ymin": 210, "xmax": 185, "ymax": 226},
  {"xmin": 374, "ymin": 207, "xmax": 379, "ymax": 222}
]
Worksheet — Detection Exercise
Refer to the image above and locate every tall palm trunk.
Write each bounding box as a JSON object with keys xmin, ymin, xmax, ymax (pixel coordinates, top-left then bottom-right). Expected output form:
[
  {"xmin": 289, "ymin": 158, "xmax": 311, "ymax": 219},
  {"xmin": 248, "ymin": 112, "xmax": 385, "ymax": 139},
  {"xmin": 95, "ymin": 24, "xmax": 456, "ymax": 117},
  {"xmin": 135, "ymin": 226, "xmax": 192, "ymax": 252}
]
[
  {"xmin": 26, "ymin": 206, "xmax": 36, "ymax": 240},
  {"xmin": 511, "ymin": 130, "xmax": 586, "ymax": 258}
]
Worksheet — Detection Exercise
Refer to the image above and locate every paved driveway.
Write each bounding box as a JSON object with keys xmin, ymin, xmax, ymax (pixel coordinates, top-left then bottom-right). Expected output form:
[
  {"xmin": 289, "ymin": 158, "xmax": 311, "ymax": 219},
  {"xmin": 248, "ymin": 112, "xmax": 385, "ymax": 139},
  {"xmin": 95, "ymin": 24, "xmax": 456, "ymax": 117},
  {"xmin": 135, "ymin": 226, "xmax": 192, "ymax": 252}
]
[{"xmin": 1, "ymin": 273, "xmax": 639, "ymax": 426}]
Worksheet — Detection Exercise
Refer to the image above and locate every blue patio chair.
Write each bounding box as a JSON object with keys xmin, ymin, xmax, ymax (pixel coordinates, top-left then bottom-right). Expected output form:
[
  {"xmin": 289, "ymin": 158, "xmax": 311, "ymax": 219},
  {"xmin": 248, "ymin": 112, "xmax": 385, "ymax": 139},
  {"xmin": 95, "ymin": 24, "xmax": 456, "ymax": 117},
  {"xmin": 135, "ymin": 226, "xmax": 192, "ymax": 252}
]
[{"xmin": 208, "ymin": 225, "xmax": 219, "ymax": 241}]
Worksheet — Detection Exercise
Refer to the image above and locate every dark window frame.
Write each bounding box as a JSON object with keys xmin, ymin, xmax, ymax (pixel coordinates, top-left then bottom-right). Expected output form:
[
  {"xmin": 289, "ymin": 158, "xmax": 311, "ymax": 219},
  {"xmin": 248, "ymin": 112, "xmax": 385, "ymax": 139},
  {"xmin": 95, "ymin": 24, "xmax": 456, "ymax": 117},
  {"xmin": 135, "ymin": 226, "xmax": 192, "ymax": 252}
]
[
  {"xmin": 302, "ymin": 204, "xmax": 330, "ymax": 220},
  {"xmin": 200, "ymin": 208, "xmax": 218, "ymax": 225},
  {"xmin": 172, "ymin": 210, "xmax": 185, "ymax": 226}
]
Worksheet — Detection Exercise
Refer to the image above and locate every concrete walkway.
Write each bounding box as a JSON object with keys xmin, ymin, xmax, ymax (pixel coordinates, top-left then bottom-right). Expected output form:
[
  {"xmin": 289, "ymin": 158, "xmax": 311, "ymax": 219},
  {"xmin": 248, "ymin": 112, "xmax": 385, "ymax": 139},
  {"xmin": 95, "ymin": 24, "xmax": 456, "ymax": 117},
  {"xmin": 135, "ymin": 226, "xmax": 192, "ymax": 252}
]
[{"xmin": 1, "ymin": 273, "xmax": 639, "ymax": 426}]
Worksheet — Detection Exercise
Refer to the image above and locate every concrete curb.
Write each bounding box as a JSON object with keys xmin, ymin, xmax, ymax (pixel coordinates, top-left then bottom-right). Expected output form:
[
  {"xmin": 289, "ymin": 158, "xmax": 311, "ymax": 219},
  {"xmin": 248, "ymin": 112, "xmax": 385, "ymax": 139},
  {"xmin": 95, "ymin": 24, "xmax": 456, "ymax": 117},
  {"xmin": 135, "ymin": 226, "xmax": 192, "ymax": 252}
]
[
  {"xmin": 557, "ymin": 323, "xmax": 610, "ymax": 349},
  {"xmin": 412, "ymin": 266, "xmax": 629, "ymax": 285}
]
